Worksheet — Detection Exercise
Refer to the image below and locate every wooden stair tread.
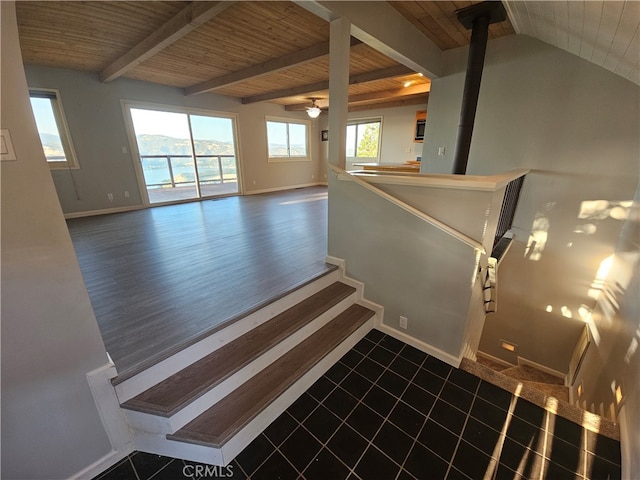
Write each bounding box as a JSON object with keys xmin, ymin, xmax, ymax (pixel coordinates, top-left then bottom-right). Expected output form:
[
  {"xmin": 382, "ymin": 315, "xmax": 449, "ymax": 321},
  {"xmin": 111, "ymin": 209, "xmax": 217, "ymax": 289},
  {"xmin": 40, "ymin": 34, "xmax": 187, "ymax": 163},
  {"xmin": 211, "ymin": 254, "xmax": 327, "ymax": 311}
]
[
  {"xmin": 122, "ymin": 282, "xmax": 356, "ymax": 416},
  {"xmin": 501, "ymin": 364, "xmax": 565, "ymax": 385},
  {"xmin": 167, "ymin": 303, "xmax": 374, "ymax": 448}
]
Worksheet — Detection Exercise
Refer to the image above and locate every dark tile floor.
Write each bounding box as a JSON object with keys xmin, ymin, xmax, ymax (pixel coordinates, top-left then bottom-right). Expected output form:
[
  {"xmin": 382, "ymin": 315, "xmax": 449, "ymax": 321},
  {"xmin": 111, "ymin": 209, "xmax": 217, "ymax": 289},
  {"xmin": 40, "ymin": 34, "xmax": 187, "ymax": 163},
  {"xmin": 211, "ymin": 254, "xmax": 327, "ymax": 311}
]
[{"xmin": 94, "ymin": 330, "xmax": 621, "ymax": 480}]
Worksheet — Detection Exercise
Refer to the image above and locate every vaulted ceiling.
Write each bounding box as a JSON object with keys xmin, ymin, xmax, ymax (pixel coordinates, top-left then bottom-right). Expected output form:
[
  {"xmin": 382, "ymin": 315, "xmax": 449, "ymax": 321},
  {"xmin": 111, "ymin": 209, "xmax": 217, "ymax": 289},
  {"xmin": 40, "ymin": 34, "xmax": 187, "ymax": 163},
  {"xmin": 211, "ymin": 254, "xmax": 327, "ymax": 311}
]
[{"xmin": 14, "ymin": 1, "xmax": 639, "ymax": 114}]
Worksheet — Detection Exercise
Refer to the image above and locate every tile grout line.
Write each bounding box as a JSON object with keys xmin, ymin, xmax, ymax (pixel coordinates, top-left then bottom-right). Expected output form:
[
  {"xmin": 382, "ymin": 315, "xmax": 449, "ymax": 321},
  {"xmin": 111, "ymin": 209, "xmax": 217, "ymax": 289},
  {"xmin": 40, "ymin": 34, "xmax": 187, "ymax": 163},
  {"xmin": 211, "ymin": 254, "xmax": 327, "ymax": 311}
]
[
  {"xmin": 297, "ymin": 336, "xmax": 428, "ymax": 479},
  {"xmin": 234, "ymin": 333, "xmax": 383, "ymax": 479}
]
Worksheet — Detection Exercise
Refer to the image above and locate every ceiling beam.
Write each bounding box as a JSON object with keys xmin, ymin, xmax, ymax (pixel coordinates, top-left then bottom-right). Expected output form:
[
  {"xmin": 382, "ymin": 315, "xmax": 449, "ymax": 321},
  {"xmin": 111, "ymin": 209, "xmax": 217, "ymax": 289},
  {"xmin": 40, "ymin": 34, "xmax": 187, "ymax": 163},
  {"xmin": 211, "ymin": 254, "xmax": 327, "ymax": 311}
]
[
  {"xmin": 100, "ymin": 1, "xmax": 234, "ymax": 83},
  {"xmin": 348, "ymin": 94, "xmax": 429, "ymax": 112},
  {"xmin": 284, "ymin": 83, "xmax": 429, "ymax": 111},
  {"xmin": 241, "ymin": 65, "xmax": 413, "ymax": 104},
  {"xmin": 295, "ymin": 1, "xmax": 443, "ymax": 78},
  {"xmin": 186, "ymin": 37, "xmax": 362, "ymax": 96}
]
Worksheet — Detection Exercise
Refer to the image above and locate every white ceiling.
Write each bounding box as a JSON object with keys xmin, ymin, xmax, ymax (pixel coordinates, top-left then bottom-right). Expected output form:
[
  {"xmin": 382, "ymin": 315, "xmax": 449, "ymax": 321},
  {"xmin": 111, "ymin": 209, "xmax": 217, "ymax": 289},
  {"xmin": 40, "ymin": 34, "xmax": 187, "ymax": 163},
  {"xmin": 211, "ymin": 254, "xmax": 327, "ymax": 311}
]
[{"xmin": 504, "ymin": 1, "xmax": 640, "ymax": 86}]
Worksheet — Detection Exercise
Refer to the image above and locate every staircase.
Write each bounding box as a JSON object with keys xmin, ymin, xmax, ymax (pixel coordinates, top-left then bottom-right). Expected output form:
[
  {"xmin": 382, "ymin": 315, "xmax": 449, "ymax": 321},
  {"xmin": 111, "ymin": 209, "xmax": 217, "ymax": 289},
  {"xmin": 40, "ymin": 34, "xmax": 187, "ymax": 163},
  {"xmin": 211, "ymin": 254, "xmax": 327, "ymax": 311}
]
[
  {"xmin": 466, "ymin": 353, "xmax": 620, "ymax": 441},
  {"xmin": 112, "ymin": 266, "xmax": 378, "ymax": 466},
  {"xmin": 475, "ymin": 352, "xmax": 569, "ymax": 401},
  {"xmin": 500, "ymin": 363, "xmax": 569, "ymax": 401}
]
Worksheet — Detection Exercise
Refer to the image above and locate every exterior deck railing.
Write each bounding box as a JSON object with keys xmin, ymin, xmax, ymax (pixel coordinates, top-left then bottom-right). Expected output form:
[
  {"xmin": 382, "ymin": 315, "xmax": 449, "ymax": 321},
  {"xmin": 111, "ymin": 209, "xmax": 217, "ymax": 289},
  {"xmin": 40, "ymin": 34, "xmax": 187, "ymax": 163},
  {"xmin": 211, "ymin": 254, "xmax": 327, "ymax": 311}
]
[{"xmin": 140, "ymin": 154, "xmax": 236, "ymax": 189}]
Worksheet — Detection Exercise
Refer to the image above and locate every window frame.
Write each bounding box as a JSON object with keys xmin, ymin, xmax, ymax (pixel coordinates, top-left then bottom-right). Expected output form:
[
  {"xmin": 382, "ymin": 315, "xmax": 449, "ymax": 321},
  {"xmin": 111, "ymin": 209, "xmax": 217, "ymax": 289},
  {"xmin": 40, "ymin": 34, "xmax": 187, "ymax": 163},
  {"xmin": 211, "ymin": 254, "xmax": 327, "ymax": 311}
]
[
  {"xmin": 265, "ymin": 116, "xmax": 311, "ymax": 162},
  {"xmin": 29, "ymin": 88, "xmax": 79, "ymax": 170},
  {"xmin": 346, "ymin": 117, "xmax": 383, "ymax": 161}
]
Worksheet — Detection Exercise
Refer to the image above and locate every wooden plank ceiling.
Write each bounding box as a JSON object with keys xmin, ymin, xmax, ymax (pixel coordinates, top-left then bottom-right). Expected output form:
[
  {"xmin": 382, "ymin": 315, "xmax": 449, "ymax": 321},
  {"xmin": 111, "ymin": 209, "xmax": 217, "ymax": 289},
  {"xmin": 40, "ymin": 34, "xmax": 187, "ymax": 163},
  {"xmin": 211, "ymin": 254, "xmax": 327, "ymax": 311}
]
[{"xmin": 15, "ymin": 1, "xmax": 515, "ymax": 112}]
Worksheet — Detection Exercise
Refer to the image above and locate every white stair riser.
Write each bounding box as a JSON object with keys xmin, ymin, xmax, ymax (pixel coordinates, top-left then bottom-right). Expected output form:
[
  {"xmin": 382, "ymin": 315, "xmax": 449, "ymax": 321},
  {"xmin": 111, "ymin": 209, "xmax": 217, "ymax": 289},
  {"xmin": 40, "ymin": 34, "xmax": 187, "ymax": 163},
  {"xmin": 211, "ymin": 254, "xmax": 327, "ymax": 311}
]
[
  {"xmin": 115, "ymin": 269, "xmax": 341, "ymax": 402},
  {"xmin": 123, "ymin": 291, "xmax": 359, "ymax": 435},
  {"xmin": 134, "ymin": 429, "xmax": 225, "ymax": 466}
]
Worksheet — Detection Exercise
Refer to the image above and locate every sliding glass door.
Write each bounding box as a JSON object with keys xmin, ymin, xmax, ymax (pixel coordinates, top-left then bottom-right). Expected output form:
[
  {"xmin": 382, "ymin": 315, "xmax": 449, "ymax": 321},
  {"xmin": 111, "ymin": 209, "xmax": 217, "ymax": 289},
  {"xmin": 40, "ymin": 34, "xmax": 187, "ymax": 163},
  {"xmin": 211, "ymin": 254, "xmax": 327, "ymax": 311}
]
[{"xmin": 128, "ymin": 106, "xmax": 239, "ymax": 205}]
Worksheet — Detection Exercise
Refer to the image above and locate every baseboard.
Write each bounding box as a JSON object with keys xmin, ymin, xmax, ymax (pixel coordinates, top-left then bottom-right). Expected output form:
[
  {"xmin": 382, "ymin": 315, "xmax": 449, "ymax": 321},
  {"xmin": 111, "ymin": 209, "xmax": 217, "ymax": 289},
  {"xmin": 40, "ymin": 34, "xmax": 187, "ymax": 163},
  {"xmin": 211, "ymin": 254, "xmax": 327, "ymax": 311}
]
[
  {"xmin": 64, "ymin": 205, "xmax": 143, "ymax": 219},
  {"xmin": 325, "ymin": 255, "xmax": 384, "ymax": 328},
  {"xmin": 244, "ymin": 182, "xmax": 325, "ymax": 195},
  {"xmin": 68, "ymin": 448, "xmax": 132, "ymax": 480},
  {"xmin": 516, "ymin": 356, "xmax": 567, "ymax": 382},
  {"xmin": 378, "ymin": 324, "xmax": 462, "ymax": 368}
]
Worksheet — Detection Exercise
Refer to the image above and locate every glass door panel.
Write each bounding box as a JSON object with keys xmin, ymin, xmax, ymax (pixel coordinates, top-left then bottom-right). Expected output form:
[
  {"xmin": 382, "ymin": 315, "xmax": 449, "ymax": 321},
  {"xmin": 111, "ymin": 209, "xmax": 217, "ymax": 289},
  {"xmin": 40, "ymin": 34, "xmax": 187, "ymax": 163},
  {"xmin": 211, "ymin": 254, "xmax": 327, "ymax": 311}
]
[
  {"xmin": 189, "ymin": 115, "xmax": 239, "ymax": 197},
  {"xmin": 130, "ymin": 108, "xmax": 198, "ymax": 204}
]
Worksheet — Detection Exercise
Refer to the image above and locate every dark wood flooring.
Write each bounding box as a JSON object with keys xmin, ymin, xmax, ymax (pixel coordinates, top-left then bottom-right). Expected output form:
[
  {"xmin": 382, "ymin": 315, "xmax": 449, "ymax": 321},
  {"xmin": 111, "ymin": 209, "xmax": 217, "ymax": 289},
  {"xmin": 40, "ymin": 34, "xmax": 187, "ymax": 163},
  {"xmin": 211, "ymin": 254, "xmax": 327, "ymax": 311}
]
[{"xmin": 67, "ymin": 187, "xmax": 329, "ymax": 378}]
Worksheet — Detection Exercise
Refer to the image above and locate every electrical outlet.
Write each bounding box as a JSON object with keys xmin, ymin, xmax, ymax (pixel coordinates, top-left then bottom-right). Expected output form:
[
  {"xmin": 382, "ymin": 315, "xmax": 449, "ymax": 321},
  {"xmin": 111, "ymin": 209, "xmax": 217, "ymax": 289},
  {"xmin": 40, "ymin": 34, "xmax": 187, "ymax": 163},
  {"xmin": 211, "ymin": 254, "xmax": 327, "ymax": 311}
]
[
  {"xmin": 399, "ymin": 316, "xmax": 408, "ymax": 329},
  {"xmin": 107, "ymin": 193, "xmax": 114, "ymax": 201},
  {"xmin": 438, "ymin": 146, "xmax": 446, "ymax": 156},
  {"xmin": 124, "ymin": 191, "xmax": 130, "ymax": 198}
]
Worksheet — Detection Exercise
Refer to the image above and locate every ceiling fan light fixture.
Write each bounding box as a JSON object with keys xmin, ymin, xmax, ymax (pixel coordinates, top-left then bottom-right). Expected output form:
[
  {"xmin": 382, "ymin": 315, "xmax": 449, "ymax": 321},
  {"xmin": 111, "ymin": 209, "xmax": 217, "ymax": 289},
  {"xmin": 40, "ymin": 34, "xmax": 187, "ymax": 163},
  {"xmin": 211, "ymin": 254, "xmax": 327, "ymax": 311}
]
[{"xmin": 306, "ymin": 98, "xmax": 321, "ymax": 118}]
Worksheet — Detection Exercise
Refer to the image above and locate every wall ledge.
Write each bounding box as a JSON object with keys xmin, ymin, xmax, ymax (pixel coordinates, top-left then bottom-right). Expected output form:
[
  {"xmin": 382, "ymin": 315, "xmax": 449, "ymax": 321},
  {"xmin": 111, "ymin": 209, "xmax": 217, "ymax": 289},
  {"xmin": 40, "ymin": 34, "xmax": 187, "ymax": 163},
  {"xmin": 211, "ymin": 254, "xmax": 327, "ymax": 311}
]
[{"xmin": 348, "ymin": 168, "xmax": 529, "ymax": 191}]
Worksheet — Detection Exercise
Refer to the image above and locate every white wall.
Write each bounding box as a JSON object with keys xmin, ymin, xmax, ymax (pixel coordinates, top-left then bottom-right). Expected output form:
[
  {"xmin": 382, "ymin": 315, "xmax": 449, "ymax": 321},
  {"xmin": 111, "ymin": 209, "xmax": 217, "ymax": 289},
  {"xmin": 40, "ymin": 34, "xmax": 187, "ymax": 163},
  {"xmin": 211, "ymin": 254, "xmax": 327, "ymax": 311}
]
[
  {"xmin": 327, "ymin": 172, "xmax": 506, "ymax": 364},
  {"xmin": 24, "ymin": 65, "xmax": 324, "ymax": 215},
  {"xmin": 572, "ymin": 185, "xmax": 639, "ymax": 476},
  {"xmin": 1, "ymin": 3, "xmax": 114, "ymax": 478},
  {"xmin": 421, "ymin": 34, "xmax": 639, "ymax": 373}
]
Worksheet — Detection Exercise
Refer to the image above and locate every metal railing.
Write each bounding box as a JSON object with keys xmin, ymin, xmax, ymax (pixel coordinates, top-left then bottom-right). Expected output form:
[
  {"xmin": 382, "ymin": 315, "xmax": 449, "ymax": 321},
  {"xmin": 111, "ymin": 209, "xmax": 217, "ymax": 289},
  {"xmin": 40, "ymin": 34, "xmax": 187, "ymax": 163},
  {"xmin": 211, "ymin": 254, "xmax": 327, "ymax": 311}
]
[
  {"xmin": 140, "ymin": 154, "xmax": 236, "ymax": 189},
  {"xmin": 493, "ymin": 175, "xmax": 525, "ymax": 252}
]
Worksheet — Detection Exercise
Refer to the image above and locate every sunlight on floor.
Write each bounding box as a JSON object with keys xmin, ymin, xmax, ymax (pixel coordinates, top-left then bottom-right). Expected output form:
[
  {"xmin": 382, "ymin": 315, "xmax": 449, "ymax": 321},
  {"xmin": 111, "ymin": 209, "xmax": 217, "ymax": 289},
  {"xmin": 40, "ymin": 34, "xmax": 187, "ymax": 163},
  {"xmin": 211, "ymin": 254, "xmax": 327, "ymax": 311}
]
[{"xmin": 279, "ymin": 192, "xmax": 328, "ymax": 205}]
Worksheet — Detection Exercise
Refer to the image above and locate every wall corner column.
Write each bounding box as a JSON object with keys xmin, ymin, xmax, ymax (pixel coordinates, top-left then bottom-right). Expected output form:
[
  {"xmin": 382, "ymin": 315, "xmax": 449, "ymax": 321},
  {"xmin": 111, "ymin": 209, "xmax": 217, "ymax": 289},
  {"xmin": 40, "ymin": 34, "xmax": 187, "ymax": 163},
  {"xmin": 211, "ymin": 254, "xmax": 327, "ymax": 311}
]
[{"xmin": 328, "ymin": 17, "xmax": 351, "ymax": 169}]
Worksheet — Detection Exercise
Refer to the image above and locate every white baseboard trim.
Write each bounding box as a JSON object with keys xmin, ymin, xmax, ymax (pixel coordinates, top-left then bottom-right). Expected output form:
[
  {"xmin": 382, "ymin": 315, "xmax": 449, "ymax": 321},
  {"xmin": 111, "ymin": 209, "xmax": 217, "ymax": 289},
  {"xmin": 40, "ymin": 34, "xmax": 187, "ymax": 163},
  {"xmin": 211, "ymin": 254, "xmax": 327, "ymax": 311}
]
[
  {"xmin": 68, "ymin": 448, "xmax": 132, "ymax": 480},
  {"xmin": 244, "ymin": 182, "xmax": 325, "ymax": 195},
  {"xmin": 516, "ymin": 356, "xmax": 567, "ymax": 382},
  {"xmin": 86, "ymin": 362, "xmax": 134, "ymax": 462},
  {"xmin": 378, "ymin": 323, "xmax": 462, "ymax": 368},
  {"xmin": 64, "ymin": 205, "xmax": 143, "ymax": 219},
  {"xmin": 325, "ymin": 255, "xmax": 384, "ymax": 328}
]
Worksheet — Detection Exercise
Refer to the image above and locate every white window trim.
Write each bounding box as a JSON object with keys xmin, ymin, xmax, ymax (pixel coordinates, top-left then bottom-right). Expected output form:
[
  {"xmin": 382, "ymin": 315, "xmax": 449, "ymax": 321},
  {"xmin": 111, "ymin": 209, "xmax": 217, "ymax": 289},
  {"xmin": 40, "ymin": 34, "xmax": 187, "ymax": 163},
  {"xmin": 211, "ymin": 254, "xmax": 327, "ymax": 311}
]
[
  {"xmin": 346, "ymin": 116, "xmax": 383, "ymax": 161},
  {"xmin": 265, "ymin": 115, "xmax": 311, "ymax": 162},
  {"xmin": 29, "ymin": 88, "xmax": 80, "ymax": 170}
]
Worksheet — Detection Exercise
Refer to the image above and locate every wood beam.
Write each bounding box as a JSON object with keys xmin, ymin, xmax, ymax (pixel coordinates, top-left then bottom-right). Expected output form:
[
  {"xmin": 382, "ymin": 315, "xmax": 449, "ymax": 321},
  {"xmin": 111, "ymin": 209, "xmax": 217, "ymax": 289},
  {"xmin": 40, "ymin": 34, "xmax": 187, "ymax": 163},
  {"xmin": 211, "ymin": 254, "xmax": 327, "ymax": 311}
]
[
  {"xmin": 100, "ymin": 1, "xmax": 234, "ymax": 83},
  {"xmin": 348, "ymin": 94, "xmax": 429, "ymax": 112},
  {"xmin": 348, "ymin": 83, "xmax": 430, "ymax": 103},
  {"xmin": 284, "ymin": 83, "xmax": 430, "ymax": 110},
  {"xmin": 185, "ymin": 38, "xmax": 362, "ymax": 96},
  {"xmin": 242, "ymin": 65, "xmax": 413, "ymax": 104}
]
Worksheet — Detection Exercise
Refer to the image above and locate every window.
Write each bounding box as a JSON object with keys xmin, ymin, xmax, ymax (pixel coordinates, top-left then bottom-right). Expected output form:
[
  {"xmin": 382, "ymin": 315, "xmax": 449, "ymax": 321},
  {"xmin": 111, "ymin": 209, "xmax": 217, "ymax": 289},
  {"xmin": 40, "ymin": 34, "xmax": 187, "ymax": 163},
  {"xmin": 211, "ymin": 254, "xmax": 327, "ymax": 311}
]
[
  {"xmin": 346, "ymin": 119, "xmax": 381, "ymax": 160},
  {"xmin": 29, "ymin": 89, "xmax": 78, "ymax": 169},
  {"xmin": 126, "ymin": 103, "xmax": 240, "ymax": 205},
  {"xmin": 266, "ymin": 117, "xmax": 310, "ymax": 161}
]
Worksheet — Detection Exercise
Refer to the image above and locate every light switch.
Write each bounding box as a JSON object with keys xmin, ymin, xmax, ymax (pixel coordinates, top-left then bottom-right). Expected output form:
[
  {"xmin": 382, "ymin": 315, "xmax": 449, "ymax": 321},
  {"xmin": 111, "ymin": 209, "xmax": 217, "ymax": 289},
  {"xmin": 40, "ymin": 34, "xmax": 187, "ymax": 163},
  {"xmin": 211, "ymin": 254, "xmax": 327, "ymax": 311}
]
[{"xmin": 438, "ymin": 146, "xmax": 446, "ymax": 156}]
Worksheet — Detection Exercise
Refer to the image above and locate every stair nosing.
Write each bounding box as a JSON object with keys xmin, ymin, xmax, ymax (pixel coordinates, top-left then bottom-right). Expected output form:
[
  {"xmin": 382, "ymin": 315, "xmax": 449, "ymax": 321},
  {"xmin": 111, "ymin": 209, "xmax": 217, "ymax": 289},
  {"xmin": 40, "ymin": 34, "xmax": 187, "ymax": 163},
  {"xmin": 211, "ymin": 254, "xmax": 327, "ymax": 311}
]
[
  {"xmin": 121, "ymin": 281, "xmax": 356, "ymax": 417},
  {"xmin": 166, "ymin": 304, "xmax": 375, "ymax": 448}
]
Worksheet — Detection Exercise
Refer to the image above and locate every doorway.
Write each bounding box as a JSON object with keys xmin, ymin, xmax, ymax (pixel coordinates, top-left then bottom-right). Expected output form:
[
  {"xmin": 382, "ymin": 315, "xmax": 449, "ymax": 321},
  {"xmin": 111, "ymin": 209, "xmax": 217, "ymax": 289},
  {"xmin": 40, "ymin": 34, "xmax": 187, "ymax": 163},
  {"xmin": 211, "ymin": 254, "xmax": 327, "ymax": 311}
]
[{"xmin": 126, "ymin": 105, "xmax": 240, "ymax": 205}]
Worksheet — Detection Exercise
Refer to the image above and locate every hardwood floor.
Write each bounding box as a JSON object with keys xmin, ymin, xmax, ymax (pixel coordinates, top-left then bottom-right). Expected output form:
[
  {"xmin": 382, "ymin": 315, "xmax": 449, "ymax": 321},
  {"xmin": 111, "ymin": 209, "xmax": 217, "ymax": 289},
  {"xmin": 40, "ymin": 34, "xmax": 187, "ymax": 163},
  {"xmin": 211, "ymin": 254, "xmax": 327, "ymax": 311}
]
[{"xmin": 67, "ymin": 187, "xmax": 329, "ymax": 378}]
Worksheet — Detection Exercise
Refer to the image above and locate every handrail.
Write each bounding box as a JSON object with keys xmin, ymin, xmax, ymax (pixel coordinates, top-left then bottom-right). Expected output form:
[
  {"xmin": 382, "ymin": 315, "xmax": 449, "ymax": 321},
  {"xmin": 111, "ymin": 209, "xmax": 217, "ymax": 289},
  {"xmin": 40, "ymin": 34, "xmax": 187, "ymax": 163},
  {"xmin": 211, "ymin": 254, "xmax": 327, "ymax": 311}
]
[{"xmin": 329, "ymin": 164, "xmax": 486, "ymax": 254}]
